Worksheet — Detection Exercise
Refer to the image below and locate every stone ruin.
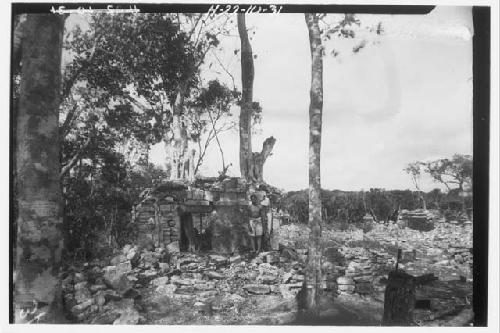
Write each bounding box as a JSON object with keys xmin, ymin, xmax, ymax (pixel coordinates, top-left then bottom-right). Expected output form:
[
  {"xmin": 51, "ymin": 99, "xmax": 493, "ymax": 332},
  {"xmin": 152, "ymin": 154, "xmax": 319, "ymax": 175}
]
[
  {"xmin": 131, "ymin": 177, "xmax": 278, "ymax": 254},
  {"xmin": 400, "ymin": 209, "xmax": 435, "ymax": 231}
]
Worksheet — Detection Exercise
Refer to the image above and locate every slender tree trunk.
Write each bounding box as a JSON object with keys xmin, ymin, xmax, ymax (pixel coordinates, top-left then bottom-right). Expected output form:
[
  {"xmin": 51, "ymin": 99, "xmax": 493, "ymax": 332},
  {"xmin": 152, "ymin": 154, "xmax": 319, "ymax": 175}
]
[
  {"xmin": 169, "ymin": 85, "xmax": 189, "ymax": 181},
  {"xmin": 14, "ymin": 14, "xmax": 65, "ymax": 323},
  {"xmin": 237, "ymin": 14, "xmax": 276, "ymax": 184},
  {"xmin": 237, "ymin": 13, "xmax": 254, "ymax": 181},
  {"xmin": 301, "ymin": 13, "xmax": 324, "ymax": 315}
]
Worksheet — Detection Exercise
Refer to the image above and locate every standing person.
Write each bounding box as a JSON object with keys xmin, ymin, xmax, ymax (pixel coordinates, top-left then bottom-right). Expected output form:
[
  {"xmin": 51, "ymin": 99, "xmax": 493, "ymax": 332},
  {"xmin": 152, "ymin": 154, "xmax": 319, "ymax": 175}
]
[{"xmin": 248, "ymin": 194, "xmax": 267, "ymax": 253}]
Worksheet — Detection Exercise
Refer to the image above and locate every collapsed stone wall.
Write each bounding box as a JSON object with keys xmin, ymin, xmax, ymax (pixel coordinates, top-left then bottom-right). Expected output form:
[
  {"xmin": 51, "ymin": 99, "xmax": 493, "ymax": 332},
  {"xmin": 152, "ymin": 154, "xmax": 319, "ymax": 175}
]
[{"xmin": 132, "ymin": 177, "xmax": 270, "ymax": 254}]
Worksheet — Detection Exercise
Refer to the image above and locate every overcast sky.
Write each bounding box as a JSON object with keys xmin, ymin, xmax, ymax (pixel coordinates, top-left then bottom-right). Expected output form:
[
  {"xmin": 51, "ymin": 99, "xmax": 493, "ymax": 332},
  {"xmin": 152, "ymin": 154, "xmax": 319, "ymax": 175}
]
[
  {"xmin": 66, "ymin": 7, "xmax": 473, "ymax": 192},
  {"xmin": 149, "ymin": 6, "xmax": 473, "ymax": 192}
]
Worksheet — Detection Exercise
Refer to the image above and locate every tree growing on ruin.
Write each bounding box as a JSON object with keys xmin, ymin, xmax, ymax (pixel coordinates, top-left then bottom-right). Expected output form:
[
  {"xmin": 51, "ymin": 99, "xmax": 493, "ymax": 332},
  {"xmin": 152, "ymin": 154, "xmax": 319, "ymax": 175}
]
[
  {"xmin": 237, "ymin": 13, "xmax": 276, "ymax": 184},
  {"xmin": 14, "ymin": 14, "xmax": 65, "ymax": 323},
  {"xmin": 188, "ymin": 79, "xmax": 239, "ymax": 176},
  {"xmin": 62, "ymin": 13, "xmax": 234, "ymax": 182}
]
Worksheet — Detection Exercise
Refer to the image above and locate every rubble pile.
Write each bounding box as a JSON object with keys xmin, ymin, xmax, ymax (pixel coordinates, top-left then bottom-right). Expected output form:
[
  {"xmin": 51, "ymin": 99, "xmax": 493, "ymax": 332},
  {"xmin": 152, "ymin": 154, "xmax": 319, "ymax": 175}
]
[
  {"xmin": 62, "ymin": 245, "xmax": 168, "ymax": 324},
  {"xmin": 364, "ymin": 221, "xmax": 473, "ymax": 281},
  {"xmin": 62, "ymin": 243, "xmax": 347, "ymax": 324},
  {"xmin": 279, "ymin": 219, "xmax": 472, "ymax": 301},
  {"xmin": 61, "ymin": 214, "xmax": 472, "ymax": 325}
]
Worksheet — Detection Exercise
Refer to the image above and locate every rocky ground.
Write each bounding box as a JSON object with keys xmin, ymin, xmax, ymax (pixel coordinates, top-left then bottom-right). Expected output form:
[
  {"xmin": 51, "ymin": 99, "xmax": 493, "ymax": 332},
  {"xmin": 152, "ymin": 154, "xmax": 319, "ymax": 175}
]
[{"xmin": 61, "ymin": 220, "xmax": 473, "ymax": 326}]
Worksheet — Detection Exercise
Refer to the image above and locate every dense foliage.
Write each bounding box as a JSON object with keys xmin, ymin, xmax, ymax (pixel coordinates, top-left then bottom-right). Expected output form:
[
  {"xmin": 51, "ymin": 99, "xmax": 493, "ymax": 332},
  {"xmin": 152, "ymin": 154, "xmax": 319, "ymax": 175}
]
[
  {"xmin": 58, "ymin": 13, "xmax": 237, "ymax": 260},
  {"xmin": 280, "ymin": 187, "xmax": 470, "ymax": 225}
]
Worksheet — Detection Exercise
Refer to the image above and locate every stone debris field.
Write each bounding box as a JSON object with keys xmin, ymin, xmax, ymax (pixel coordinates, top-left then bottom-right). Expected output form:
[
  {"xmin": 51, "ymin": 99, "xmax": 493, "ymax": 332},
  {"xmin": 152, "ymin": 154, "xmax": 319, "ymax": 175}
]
[{"xmin": 62, "ymin": 219, "xmax": 473, "ymax": 326}]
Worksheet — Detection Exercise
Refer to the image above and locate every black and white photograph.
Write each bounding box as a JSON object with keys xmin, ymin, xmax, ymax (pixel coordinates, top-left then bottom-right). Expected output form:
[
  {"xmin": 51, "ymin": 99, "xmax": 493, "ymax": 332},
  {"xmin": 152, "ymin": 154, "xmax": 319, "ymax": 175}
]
[{"xmin": 3, "ymin": 1, "xmax": 498, "ymax": 330}]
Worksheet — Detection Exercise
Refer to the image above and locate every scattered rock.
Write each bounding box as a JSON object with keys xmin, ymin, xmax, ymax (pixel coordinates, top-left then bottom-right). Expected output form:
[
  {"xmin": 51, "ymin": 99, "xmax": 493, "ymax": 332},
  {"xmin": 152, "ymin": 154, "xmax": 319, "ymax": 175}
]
[
  {"xmin": 155, "ymin": 284, "xmax": 177, "ymax": 296},
  {"xmin": 229, "ymin": 255, "xmax": 242, "ymax": 264},
  {"xmin": 166, "ymin": 241, "xmax": 180, "ymax": 254},
  {"xmin": 244, "ymin": 284, "xmax": 271, "ymax": 295},
  {"xmin": 74, "ymin": 282, "xmax": 92, "ymax": 303},
  {"xmin": 337, "ymin": 276, "xmax": 354, "ymax": 285},
  {"xmin": 91, "ymin": 311, "xmax": 121, "ymax": 324},
  {"xmin": 122, "ymin": 288, "xmax": 141, "ymax": 299},
  {"xmin": 89, "ymin": 284, "xmax": 107, "ymax": 293},
  {"xmin": 103, "ymin": 262, "xmax": 132, "ymax": 293},
  {"xmin": 158, "ymin": 262, "xmax": 170, "ymax": 273},
  {"xmin": 338, "ymin": 284, "xmax": 355, "ymax": 293},
  {"xmin": 140, "ymin": 252, "xmax": 159, "ymax": 269},
  {"xmin": 71, "ymin": 300, "xmax": 93, "ymax": 314},
  {"xmin": 122, "ymin": 244, "xmax": 132, "ymax": 254},
  {"xmin": 151, "ymin": 276, "xmax": 169, "ymax": 287},
  {"xmin": 258, "ymin": 274, "xmax": 278, "ymax": 284},
  {"xmin": 209, "ymin": 254, "xmax": 228, "ymax": 264},
  {"xmin": 143, "ymin": 269, "xmax": 158, "ymax": 278},
  {"xmin": 205, "ymin": 271, "xmax": 225, "ymax": 280},
  {"xmin": 74, "ymin": 272, "xmax": 86, "ymax": 283},
  {"xmin": 282, "ymin": 272, "xmax": 293, "ymax": 283},
  {"xmin": 279, "ymin": 284, "xmax": 296, "ymax": 299},
  {"xmin": 110, "ymin": 254, "xmax": 127, "ymax": 266},
  {"xmin": 112, "ymin": 303, "xmax": 140, "ymax": 324}
]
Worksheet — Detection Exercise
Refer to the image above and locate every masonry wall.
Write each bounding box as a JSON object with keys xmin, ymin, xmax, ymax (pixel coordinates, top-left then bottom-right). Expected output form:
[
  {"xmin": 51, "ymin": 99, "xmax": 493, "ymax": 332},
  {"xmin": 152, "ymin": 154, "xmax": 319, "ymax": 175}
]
[
  {"xmin": 211, "ymin": 203, "xmax": 250, "ymax": 253},
  {"xmin": 133, "ymin": 178, "xmax": 255, "ymax": 253}
]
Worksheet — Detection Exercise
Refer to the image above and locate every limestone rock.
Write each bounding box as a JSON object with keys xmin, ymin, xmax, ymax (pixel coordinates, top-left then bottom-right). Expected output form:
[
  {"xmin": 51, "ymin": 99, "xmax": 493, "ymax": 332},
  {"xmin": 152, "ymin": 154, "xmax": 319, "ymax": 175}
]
[
  {"xmin": 337, "ymin": 276, "xmax": 354, "ymax": 285},
  {"xmin": 89, "ymin": 284, "xmax": 107, "ymax": 293},
  {"xmin": 140, "ymin": 252, "xmax": 159, "ymax": 269},
  {"xmin": 112, "ymin": 299, "xmax": 140, "ymax": 325},
  {"xmin": 155, "ymin": 284, "xmax": 177, "ymax": 296},
  {"xmin": 91, "ymin": 311, "xmax": 121, "ymax": 324},
  {"xmin": 74, "ymin": 272, "xmax": 86, "ymax": 283},
  {"xmin": 244, "ymin": 284, "xmax": 271, "ymax": 295},
  {"xmin": 209, "ymin": 254, "xmax": 228, "ymax": 264},
  {"xmin": 151, "ymin": 276, "xmax": 170, "ymax": 287},
  {"xmin": 122, "ymin": 244, "xmax": 132, "ymax": 255},
  {"xmin": 110, "ymin": 254, "xmax": 127, "ymax": 266},
  {"xmin": 103, "ymin": 262, "xmax": 132, "ymax": 293},
  {"xmin": 71, "ymin": 300, "xmax": 93, "ymax": 314},
  {"xmin": 166, "ymin": 241, "xmax": 180, "ymax": 254},
  {"xmin": 338, "ymin": 284, "xmax": 355, "ymax": 293},
  {"xmin": 74, "ymin": 282, "xmax": 92, "ymax": 304},
  {"xmin": 229, "ymin": 255, "xmax": 242, "ymax": 264},
  {"xmin": 258, "ymin": 274, "xmax": 278, "ymax": 284}
]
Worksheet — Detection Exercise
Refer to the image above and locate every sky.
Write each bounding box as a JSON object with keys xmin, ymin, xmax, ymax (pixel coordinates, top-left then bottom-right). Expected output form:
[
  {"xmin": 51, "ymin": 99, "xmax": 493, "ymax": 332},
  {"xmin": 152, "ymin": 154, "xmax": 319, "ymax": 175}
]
[{"xmin": 149, "ymin": 6, "xmax": 473, "ymax": 192}]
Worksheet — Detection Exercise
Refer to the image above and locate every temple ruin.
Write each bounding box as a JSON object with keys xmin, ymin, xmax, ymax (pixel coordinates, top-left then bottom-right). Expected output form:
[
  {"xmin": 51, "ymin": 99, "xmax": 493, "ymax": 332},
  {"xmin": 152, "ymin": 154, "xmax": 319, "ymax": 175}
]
[{"xmin": 131, "ymin": 177, "xmax": 277, "ymax": 254}]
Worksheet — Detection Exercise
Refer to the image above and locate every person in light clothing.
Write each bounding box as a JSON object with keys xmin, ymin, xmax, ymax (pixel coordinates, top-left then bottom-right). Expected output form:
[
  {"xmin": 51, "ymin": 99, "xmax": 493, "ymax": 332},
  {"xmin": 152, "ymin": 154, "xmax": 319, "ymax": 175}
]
[{"xmin": 248, "ymin": 194, "xmax": 267, "ymax": 253}]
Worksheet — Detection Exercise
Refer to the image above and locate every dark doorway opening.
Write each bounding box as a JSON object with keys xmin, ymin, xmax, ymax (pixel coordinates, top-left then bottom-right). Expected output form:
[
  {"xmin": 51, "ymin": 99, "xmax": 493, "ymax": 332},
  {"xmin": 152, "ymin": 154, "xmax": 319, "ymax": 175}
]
[
  {"xmin": 180, "ymin": 212, "xmax": 197, "ymax": 252},
  {"xmin": 415, "ymin": 299, "xmax": 432, "ymax": 310}
]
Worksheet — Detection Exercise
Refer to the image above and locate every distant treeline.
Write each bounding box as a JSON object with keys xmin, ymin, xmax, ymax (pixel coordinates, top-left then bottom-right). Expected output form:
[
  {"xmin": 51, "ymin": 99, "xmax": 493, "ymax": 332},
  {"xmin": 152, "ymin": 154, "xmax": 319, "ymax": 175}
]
[{"xmin": 279, "ymin": 188, "xmax": 472, "ymax": 225}]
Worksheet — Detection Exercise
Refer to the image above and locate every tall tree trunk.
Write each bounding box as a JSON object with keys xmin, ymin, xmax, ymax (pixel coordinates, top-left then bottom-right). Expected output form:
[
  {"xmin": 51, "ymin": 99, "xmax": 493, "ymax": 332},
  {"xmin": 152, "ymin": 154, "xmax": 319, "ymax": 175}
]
[
  {"xmin": 169, "ymin": 85, "xmax": 190, "ymax": 181},
  {"xmin": 14, "ymin": 14, "xmax": 65, "ymax": 323},
  {"xmin": 237, "ymin": 14, "xmax": 276, "ymax": 184},
  {"xmin": 237, "ymin": 13, "xmax": 254, "ymax": 181},
  {"xmin": 301, "ymin": 13, "xmax": 324, "ymax": 315}
]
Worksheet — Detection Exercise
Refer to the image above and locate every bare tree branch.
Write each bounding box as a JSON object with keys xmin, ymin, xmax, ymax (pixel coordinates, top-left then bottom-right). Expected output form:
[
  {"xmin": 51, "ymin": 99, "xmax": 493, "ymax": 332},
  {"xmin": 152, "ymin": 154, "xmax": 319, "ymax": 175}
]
[
  {"xmin": 60, "ymin": 103, "xmax": 80, "ymax": 138},
  {"xmin": 211, "ymin": 50, "xmax": 236, "ymax": 90},
  {"xmin": 208, "ymin": 108, "xmax": 227, "ymax": 170},
  {"xmin": 60, "ymin": 137, "xmax": 91, "ymax": 178}
]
